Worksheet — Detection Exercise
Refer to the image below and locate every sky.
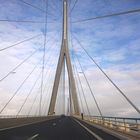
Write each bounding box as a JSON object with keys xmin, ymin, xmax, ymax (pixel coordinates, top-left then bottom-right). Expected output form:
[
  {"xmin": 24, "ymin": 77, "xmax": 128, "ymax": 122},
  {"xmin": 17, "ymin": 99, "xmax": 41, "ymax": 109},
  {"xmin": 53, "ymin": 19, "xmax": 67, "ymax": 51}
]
[{"xmin": 0, "ymin": 0, "xmax": 140, "ymax": 118}]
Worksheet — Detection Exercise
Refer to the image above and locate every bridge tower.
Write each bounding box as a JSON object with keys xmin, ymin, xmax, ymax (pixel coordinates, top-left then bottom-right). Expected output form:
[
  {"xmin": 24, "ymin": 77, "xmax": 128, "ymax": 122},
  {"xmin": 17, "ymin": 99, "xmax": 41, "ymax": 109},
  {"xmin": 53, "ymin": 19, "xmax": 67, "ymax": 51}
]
[{"xmin": 48, "ymin": 0, "xmax": 80, "ymax": 115}]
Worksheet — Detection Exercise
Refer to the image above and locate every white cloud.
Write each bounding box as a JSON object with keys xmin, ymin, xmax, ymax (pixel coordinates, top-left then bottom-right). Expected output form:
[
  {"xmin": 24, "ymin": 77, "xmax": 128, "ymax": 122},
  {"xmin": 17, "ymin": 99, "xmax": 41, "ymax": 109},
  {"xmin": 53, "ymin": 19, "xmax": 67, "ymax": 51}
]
[{"xmin": 76, "ymin": 62, "xmax": 140, "ymax": 117}]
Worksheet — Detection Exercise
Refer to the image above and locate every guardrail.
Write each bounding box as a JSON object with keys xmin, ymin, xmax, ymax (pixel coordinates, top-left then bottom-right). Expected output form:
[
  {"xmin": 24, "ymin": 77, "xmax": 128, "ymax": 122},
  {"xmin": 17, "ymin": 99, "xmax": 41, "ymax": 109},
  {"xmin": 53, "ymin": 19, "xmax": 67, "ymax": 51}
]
[
  {"xmin": 0, "ymin": 115, "xmax": 59, "ymax": 129},
  {"xmin": 81, "ymin": 115, "xmax": 140, "ymax": 137},
  {"xmin": 0, "ymin": 115, "xmax": 48, "ymax": 119}
]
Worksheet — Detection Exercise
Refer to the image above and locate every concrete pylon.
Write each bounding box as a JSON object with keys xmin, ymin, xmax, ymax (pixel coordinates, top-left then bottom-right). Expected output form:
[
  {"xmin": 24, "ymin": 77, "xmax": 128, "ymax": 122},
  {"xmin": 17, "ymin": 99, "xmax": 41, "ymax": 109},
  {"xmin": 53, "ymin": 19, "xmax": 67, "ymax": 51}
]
[{"xmin": 48, "ymin": 0, "xmax": 80, "ymax": 115}]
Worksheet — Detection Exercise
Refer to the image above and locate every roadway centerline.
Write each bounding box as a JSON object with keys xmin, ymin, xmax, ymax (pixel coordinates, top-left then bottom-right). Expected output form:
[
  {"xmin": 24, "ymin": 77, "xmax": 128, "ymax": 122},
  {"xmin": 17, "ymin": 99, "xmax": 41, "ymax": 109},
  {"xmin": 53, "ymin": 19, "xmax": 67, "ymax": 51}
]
[{"xmin": 74, "ymin": 119, "xmax": 103, "ymax": 140}]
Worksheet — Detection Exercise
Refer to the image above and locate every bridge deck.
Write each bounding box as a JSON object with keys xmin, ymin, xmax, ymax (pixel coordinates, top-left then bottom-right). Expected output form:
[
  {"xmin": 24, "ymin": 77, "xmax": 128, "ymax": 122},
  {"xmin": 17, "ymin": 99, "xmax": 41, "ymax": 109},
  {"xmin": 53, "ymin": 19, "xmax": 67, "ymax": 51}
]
[{"xmin": 0, "ymin": 116, "xmax": 135, "ymax": 140}]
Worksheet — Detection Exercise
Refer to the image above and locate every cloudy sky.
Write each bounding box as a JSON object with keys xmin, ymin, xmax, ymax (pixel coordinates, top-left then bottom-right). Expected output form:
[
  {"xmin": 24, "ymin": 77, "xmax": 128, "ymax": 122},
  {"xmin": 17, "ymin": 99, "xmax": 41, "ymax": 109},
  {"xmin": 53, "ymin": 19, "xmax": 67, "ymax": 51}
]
[{"xmin": 0, "ymin": 0, "xmax": 140, "ymax": 118}]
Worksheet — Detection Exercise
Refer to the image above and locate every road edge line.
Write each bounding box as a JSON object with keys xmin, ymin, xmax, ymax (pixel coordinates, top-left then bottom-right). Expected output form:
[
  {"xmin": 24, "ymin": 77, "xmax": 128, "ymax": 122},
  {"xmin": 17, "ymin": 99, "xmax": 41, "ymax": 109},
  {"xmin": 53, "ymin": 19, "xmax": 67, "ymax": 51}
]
[{"xmin": 73, "ymin": 118, "xmax": 103, "ymax": 140}]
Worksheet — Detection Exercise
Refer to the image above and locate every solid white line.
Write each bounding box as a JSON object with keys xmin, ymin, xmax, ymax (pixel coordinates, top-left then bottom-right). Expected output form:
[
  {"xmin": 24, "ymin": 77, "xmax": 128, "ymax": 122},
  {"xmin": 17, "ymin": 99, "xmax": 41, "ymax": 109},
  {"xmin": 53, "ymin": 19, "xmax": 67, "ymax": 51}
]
[
  {"xmin": 85, "ymin": 121, "xmax": 131, "ymax": 140},
  {"xmin": 74, "ymin": 119, "xmax": 103, "ymax": 140},
  {"xmin": 28, "ymin": 134, "xmax": 39, "ymax": 140}
]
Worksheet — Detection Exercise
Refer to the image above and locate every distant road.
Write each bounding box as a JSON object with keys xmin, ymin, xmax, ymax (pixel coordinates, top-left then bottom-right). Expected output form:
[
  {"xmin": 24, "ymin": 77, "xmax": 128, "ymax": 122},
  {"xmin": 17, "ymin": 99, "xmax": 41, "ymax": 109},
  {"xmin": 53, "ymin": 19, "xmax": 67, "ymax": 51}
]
[{"xmin": 0, "ymin": 116, "xmax": 122, "ymax": 140}]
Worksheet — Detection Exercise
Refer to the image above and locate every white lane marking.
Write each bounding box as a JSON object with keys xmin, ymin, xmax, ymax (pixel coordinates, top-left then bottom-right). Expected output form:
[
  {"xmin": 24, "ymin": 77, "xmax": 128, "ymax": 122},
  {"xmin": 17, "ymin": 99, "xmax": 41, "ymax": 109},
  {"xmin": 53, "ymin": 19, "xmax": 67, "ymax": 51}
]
[
  {"xmin": 74, "ymin": 119, "xmax": 103, "ymax": 140},
  {"xmin": 28, "ymin": 134, "xmax": 39, "ymax": 140},
  {"xmin": 53, "ymin": 123, "xmax": 56, "ymax": 126},
  {"xmin": 85, "ymin": 121, "xmax": 131, "ymax": 140}
]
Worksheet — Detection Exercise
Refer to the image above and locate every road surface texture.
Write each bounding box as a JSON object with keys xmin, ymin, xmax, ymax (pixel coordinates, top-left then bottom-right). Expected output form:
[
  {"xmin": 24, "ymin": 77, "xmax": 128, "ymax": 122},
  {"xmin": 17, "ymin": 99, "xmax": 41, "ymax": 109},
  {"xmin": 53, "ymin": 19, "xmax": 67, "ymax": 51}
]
[{"xmin": 0, "ymin": 116, "xmax": 122, "ymax": 140}]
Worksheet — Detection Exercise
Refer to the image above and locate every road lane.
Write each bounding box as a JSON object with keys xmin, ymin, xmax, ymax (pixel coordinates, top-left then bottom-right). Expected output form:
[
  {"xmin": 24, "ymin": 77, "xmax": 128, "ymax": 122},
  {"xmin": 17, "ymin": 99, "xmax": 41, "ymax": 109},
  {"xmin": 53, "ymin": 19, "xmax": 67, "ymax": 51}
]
[
  {"xmin": 74, "ymin": 118, "xmax": 123, "ymax": 140},
  {"xmin": 74, "ymin": 119, "xmax": 103, "ymax": 140},
  {"xmin": 0, "ymin": 116, "xmax": 96, "ymax": 140},
  {"xmin": 0, "ymin": 116, "xmax": 123, "ymax": 140}
]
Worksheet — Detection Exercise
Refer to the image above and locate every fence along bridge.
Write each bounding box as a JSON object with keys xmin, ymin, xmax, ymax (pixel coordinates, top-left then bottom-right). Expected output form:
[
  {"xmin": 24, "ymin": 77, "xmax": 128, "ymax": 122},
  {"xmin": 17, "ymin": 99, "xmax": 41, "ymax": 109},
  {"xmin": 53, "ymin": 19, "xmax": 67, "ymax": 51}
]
[{"xmin": 0, "ymin": 0, "xmax": 140, "ymax": 140}]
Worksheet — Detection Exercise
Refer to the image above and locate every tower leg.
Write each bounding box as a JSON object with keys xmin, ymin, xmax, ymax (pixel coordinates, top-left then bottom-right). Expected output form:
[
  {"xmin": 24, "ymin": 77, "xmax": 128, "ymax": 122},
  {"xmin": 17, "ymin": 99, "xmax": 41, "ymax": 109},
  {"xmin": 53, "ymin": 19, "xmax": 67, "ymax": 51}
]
[{"xmin": 48, "ymin": 0, "xmax": 80, "ymax": 115}]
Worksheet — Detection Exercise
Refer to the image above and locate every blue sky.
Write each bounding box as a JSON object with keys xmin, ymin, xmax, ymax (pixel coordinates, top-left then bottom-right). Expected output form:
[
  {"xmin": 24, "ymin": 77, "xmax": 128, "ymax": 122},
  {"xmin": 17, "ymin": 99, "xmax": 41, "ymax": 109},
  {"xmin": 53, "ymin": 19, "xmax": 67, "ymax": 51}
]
[
  {"xmin": 71, "ymin": 0, "xmax": 140, "ymax": 66},
  {"xmin": 0, "ymin": 0, "xmax": 140, "ymax": 117}
]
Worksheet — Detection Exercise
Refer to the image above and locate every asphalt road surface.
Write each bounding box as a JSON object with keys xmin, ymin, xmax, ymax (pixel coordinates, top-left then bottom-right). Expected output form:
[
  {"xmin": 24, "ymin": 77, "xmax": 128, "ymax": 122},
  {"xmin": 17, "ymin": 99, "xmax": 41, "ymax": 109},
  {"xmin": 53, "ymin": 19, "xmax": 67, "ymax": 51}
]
[{"xmin": 0, "ymin": 116, "xmax": 122, "ymax": 140}]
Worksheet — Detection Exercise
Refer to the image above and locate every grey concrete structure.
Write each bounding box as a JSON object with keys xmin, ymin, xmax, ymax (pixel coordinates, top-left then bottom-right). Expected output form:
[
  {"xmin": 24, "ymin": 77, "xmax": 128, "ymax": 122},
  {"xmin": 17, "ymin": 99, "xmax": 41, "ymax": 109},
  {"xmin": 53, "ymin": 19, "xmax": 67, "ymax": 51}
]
[{"xmin": 48, "ymin": 0, "xmax": 80, "ymax": 115}]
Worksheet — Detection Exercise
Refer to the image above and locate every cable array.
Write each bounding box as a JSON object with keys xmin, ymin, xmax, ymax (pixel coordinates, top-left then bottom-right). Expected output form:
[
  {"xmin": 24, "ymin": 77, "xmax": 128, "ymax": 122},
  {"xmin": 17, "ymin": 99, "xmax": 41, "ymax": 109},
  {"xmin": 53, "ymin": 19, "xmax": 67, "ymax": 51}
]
[
  {"xmin": 0, "ymin": 0, "xmax": 62, "ymax": 116},
  {"xmin": 0, "ymin": 34, "xmax": 41, "ymax": 52},
  {"xmin": 72, "ymin": 8, "xmax": 140, "ymax": 23},
  {"xmin": 0, "ymin": 63, "xmax": 39, "ymax": 114},
  {"xmin": 0, "ymin": 37, "xmax": 51, "ymax": 82},
  {"xmin": 69, "ymin": 0, "xmax": 78, "ymax": 14},
  {"xmin": 39, "ymin": 0, "xmax": 48, "ymax": 116},
  {"xmin": 74, "ymin": 54, "xmax": 103, "ymax": 117},
  {"xmin": 0, "ymin": 0, "xmax": 139, "ymax": 117},
  {"xmin": 72, "ymin": 33, "xmax": 140, "ymax": 114}
]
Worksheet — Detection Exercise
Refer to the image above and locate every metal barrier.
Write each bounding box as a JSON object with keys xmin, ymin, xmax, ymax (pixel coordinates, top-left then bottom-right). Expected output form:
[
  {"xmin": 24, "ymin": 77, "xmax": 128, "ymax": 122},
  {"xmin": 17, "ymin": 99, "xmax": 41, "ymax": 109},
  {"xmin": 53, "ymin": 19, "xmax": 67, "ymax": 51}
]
[
  {"xmin": 0, "ymin": 115, "xmax": 47, "ymax": 119},
  {"xmin": 0, "ymin": 115, "xmax": 59, "ymax": 129},
  {"xmin": 80, "ymin": 115, "xmax": 140, "ymax": 138}
]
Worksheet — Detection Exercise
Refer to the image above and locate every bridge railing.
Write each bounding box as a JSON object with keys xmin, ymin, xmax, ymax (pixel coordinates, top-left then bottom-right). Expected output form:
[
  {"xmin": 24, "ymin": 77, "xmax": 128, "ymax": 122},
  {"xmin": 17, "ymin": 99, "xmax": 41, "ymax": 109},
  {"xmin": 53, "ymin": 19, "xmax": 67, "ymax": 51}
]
[
  {"xmin": 80, "ymin": 115, "xmax": 140, "ymax": 137},
  {"xmin": 0, "ymin": 115, "xmax": 59, "ymax": 129},
  {"xmin": 0, "ymin": 115, "xmax": 47, "ymax": 119}
]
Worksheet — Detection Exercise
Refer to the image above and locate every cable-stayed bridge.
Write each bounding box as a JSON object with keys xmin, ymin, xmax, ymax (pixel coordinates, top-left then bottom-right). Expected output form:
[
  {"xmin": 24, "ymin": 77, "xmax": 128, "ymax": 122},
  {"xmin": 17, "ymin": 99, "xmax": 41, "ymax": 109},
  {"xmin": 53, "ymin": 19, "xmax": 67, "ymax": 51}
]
[{"xmin": 0, "ymin": 0, "xmax": 140, "ymax": 140}]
